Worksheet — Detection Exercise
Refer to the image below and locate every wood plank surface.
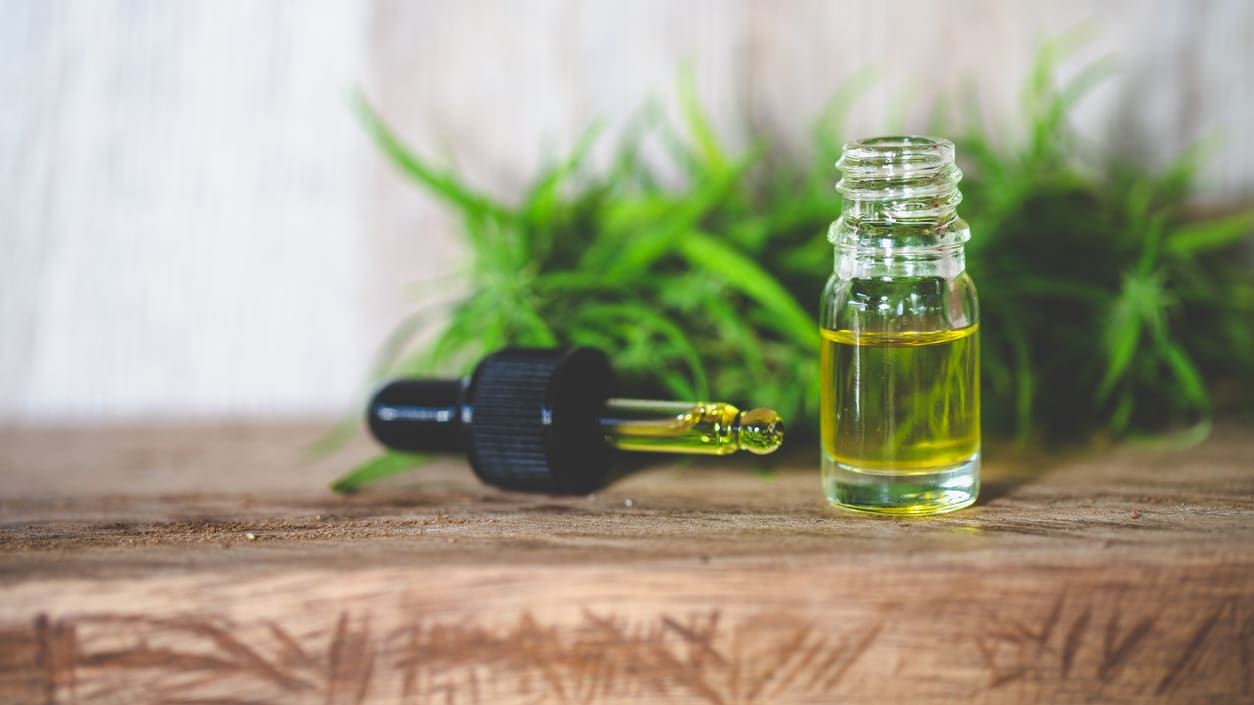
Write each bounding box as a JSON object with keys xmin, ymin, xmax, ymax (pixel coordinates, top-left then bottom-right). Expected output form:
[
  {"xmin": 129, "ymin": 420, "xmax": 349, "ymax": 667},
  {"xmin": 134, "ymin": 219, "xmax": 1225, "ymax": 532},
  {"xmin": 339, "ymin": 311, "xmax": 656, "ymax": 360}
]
[{"xmin": 1, "ymin": 423, "xmax": 1252, "ymax": 704}]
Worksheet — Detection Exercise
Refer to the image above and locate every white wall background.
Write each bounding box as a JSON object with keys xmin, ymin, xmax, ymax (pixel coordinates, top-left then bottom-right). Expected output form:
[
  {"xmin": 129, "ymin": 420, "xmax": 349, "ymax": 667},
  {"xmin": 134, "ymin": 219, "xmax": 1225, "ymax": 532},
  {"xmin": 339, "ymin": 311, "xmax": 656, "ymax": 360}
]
[{"xmin": 2, "ymin": 0, "xmax": 1252, "ymax": 421}]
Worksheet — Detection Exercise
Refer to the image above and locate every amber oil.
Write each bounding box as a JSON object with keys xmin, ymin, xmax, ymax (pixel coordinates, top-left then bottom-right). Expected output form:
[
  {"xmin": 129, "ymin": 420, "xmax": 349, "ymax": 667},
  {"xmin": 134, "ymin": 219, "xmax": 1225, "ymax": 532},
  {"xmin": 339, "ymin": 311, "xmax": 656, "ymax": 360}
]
[{"xmin": 820, "ymin": 325, "xmax": 979, "ymax": 513}]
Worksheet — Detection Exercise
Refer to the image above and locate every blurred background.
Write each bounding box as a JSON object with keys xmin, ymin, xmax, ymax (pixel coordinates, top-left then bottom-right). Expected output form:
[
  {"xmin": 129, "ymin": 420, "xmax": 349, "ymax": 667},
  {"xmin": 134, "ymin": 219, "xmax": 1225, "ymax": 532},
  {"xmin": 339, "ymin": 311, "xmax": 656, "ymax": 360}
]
[{"xmin": 2, "ymin": 0, "xmax": 1252, "ymax": 424}]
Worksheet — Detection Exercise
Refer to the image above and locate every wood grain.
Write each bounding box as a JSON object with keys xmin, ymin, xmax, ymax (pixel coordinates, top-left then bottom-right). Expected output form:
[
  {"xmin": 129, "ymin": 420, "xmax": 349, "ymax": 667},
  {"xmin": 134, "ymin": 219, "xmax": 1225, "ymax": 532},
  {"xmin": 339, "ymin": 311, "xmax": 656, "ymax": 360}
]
[{"xmin": 1, "ymin": 423, "xmax": 1252, "ymax": 703}]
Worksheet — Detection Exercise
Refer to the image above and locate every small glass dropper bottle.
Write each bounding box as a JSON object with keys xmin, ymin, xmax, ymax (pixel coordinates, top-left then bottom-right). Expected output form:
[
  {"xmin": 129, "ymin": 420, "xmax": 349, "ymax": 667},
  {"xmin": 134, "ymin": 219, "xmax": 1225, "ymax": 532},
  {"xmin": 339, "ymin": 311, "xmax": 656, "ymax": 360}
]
[
  {"xmin": 820, "ymin": 136, "xmax": 980, "ymax": 515},
  {"xmin": 368, "ymin": 347, "xmax": 783, "ymax": 493}
]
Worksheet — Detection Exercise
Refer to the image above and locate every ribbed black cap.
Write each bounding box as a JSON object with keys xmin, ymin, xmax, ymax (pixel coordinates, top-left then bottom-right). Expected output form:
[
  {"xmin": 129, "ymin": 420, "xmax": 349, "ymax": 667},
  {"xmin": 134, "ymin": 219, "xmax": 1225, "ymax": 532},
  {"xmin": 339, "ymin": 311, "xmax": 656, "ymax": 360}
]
[
  {"xmin": 465, "ymin": 347, "xmax": 613, "ymax": 494},
  {"xmin": 365, "ymin": 347, "xmax": 614, "ymax": 494}
]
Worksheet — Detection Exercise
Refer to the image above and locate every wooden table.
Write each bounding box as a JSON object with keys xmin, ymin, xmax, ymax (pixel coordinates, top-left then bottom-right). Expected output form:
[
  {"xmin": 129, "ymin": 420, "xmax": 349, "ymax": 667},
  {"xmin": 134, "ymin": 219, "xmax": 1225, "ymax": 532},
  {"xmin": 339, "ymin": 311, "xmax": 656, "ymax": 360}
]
[{"xmin": 1, "ymin": 422, "xmax": 1251, "ymax": 704}]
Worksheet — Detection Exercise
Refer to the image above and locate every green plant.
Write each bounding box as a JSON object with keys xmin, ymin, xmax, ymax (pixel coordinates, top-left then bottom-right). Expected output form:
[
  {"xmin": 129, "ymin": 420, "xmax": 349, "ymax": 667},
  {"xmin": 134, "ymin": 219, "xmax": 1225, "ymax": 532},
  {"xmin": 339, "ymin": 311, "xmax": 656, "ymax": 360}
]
[{"xmin": 329, "ymin": 40, "xmax": 1254, "ymax": 493}]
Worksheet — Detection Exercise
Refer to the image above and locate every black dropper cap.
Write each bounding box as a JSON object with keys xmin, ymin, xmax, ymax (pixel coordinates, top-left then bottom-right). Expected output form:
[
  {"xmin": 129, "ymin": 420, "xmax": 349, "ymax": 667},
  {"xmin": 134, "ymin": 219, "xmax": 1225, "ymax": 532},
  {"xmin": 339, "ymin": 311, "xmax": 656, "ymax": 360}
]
[{"xmin": 367, "ymin": 347, "xmax": 614, "ymax": 494}]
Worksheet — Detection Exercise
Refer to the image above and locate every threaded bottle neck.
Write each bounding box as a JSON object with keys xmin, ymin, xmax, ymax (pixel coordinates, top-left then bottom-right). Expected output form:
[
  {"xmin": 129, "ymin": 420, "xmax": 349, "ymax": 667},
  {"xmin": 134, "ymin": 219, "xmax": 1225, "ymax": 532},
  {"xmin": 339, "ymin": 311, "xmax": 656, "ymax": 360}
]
[
  {"xmin": 836, "ymin": 135, "xmax": 963, "ymax": 223},
  {"xmin": 830, "ymin": 136, "xmax": 969, "ymax": 277}
]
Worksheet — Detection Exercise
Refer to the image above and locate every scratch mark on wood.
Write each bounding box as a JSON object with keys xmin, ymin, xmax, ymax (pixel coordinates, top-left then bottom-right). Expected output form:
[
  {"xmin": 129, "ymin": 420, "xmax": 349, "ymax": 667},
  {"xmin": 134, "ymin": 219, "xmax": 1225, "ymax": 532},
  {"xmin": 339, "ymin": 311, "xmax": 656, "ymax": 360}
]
[
  {"xmin": 326, "ymin": 611, "xmax": 350, "ymax": 705},
  {"xmin": 158, "ymin": 692, "xmax": 280, "ymax": 697},
  {"xmin": 268, "ymin": 620, "xmax": 318, "ymax": 671},
  {"xmin": 320, "ymin": 611, "xmax": 375, "ymax": 705},
  {"xmin": 176, "ymin": 617, "xmax": 311, "ymax": 691},
  {"xmin": 396, "ymin": 622, "xmax": 419, "ymax": 703},
  {"xmin": 805, "ymin": 633, "xmax": 848, "ymax": 691},
  {"xmin": 821, "ymin": 622, "xmax": 881, "ymax": 692},
  {"xmin": 662, "ymin": 612, "xmax": 727, "ymax": 666},
  {"xmin": 1238, "ymin": 607, "xmax": 1254, "ymax": 696},
  {"xmin": 1036, "ymin": 594, "xmax": 1065, "ymax": 657},
  {"xmin": 467, "ymin": 664, "xmax": 480, "ymax": 705},
  {"xmin": 352, "ymin": 623, "xmax": 375, "ymax": 705},
  {"xmin": 744, "ymin": 623, "xmax": 810, "ymax": 703},
  {"xmin": 771, "ymin": 631, "xmax": 827, "ymax": 698},
  {"xmin": 1097, "ymin": 612, "xmax": 1154, "ymax": 683},
  {"xmin": 990, "ymin": 667, "xmax": 1029, "ymax": 689},
  {"xmin": 34, "ymin": 613, "xmax": 56, "ymax": 705},
  {"xmin": 1156, "ymin": 605, "xmax": 1223, "ymax": 695},
  {"xmin": 29, "ymin": 614, "xmax": 78, "ymax": 704},
  {"xmin": 1060, "ymin": 607, "xmax": 1089, "ymax": 679},
  {"xmin": 515, "ymin": 612, "xmax": 567, "ymax": 703},
  {"xmin": 647, "ymin": 636, "xmax": 720, "ymax": 705},
  {"xmin": 77, "ymin": 646, "xmax": 237, "ymax": 672}
]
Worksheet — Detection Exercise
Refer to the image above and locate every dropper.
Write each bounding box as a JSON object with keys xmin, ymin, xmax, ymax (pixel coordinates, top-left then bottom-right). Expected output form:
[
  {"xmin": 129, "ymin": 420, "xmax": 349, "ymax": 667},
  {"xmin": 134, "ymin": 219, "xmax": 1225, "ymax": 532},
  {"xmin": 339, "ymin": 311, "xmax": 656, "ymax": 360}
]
[
  {"xmin": 597, "ymin": 399, "xmax": 783, "ymax": 455},
  {"xmin": 367, "ymin": 347, "xmax": 784, "ymax": 493}
]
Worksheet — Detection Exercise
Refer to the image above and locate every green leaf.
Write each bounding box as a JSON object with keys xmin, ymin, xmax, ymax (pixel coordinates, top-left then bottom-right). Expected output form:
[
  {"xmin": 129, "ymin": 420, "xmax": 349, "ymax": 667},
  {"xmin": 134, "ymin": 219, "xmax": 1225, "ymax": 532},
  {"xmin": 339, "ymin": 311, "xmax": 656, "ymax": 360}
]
[
  {"xmin": 678, "ymin": 231, "xmax": 819, "ymax": 348},
  {"xmin": 522, "ymin": 123, "xmax": 604, "ymax": 228},
  {"xmin": 1109, "ymin": 388, "xmax": 1134, "ymax": 435},
  {"xmin": 1162, "ymin": 342, "xmax": 1209, "ymax": 408},
  {"xmin": 355, "ymin": 91, "xmax": 513, "ymax": 223},
  {"xmin": 1125, "ymin": 417, "xmax": 1213, "ymax": 450},
  {"xmin": 512, "ymin": 304, "xmax": 559, "ymax": 346},
  {"xmin": 1135, "ymin": 212, "xmax": 1168, "ymax": 275},
  {"xmin": 1043, "ymin": 56, "xmax": 1117, "ymax": 142},
  {"xmin": 598, "ymin": 153, "xmax": 759, "ymax": 279},
  {"xmin": 1157, "ymin": 135, "xmax": 1220, "ymax": 198},
  {"xmin": 1097, "ymin": 331, "xmax": 1138, "ymax": 402},
  {"xmin": 705, "ymin": 294, "xmax": 768, "ymax": 381},
  {"xmin": 1097, "ymin": 273, "xmax": 1150, "ymax": 400},
  {"xmin": 1165, "ymin": 211, "xmax": 1254, "ymax": 255},
  {"xmin": 573, "ymin": 302, "xmax": 710, "ymax": 399},
  {"xmin": 330, "ymin": 451, "xmax": 428, "ymax": 494},
  {"xmin": 395, "ymin": 295, "xmax": 493, "ymax": 377},
  {"xmin": 534, "ymin": 270, "xmax": 614, "ymax": 295},
  {"xmin": 657, "ymin": 369, "xmax": 698, "ymax": 401}
]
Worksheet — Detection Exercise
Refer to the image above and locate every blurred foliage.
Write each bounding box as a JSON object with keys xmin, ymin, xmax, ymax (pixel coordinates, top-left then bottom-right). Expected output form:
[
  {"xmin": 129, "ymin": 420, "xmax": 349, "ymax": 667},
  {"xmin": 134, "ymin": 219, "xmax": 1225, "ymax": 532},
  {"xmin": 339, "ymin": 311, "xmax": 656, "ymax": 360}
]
[{"xmin": 330, "ymin": 37, "xmax": 1254, "ymax": 492}]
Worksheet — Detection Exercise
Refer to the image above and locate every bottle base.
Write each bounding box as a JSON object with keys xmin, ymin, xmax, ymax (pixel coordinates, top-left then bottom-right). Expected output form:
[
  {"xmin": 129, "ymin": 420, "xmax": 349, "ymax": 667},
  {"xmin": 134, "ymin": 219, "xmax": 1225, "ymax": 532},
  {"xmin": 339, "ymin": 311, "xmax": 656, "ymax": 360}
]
[{"xmin": 822, "ymin": 452, "xmax": 980, "ymax": 515}]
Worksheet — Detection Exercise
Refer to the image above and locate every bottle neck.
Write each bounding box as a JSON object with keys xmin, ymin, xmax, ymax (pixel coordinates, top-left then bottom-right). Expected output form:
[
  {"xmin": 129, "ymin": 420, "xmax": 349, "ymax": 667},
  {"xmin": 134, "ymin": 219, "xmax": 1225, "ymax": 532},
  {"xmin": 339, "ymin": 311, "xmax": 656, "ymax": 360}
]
[
  {"xmin": 834, "ymin": 241, "xmax": 967, "ymax": 278},
  {"xmin": 830, "ymin": 136, "xmax": 969, "ymax": 277}
]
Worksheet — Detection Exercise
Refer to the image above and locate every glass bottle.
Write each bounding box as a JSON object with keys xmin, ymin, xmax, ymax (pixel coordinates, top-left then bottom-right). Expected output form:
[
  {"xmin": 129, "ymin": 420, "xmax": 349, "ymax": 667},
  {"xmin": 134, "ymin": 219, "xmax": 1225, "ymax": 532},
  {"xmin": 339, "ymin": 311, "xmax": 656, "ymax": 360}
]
[{"xmin": 820, "ymin": 136, "xmax": 980, "ymax": 514}]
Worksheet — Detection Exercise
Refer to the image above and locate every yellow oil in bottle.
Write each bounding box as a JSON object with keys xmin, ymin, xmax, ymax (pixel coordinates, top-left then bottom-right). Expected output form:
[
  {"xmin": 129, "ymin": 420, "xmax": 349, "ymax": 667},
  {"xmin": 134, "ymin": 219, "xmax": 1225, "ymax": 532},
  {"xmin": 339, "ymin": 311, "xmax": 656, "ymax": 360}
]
[{"xmin": 820, "ymin": 324, "xmax": 980, "ymax": 514}]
